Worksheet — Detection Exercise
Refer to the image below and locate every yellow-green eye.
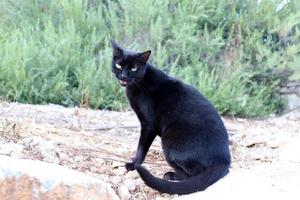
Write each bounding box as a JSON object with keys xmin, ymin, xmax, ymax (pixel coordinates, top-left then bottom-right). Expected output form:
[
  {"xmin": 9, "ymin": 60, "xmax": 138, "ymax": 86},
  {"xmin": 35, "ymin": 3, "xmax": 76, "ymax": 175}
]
[
  {"xmin": 131, "ymin": 67, "xmax": 137, "ymax": 72},
  {"xmin": 115, "ymin": 64, "xmax": 122, "ymax": 69}
]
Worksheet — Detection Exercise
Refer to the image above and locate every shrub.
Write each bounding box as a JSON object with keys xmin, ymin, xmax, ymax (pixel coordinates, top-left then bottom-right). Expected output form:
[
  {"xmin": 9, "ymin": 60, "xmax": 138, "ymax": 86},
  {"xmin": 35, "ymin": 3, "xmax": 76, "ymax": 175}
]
[{"xmin": 0, "ymin": 0, "xmax": 299, "ymax": 117}]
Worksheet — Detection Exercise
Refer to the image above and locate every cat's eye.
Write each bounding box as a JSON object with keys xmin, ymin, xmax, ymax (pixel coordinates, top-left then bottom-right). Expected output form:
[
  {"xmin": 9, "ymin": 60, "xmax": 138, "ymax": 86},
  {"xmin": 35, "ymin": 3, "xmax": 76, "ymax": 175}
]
[
  {"xmin": 131, "ymin": 67, "xmax": 137, "ymax": 72},
  {"xmin": 115, "ymin": 64, "xmax": 122, "ymax": 69}
]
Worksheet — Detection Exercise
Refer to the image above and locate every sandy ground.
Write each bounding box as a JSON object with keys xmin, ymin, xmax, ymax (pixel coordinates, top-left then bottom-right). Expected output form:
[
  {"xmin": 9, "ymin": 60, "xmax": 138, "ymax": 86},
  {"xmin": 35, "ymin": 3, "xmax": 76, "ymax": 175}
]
[{"xmin": 0, "ymin": 102, "xmax": 299, "ymax": 199}]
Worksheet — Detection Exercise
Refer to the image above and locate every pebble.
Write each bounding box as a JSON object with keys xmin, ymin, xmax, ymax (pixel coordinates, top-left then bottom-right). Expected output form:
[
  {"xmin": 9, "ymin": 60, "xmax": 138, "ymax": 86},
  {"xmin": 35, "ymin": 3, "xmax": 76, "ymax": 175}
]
[
  {"xmin": 58, "ymin": 152, "xmax": 69, "ymax": 161},
  {"xmin": 0, "ymin": 143, "xmax": 23, "ymax": 157},
  {"xmin": 123, "ymin": 179, "xmax": 136, "ymax": 192},
  {"xmin": 125, "ymin": 171, "xmax": 139, "ymax": 179},
  {"xmin": 118, "ymin": 185, "xmax": 131, "ymax": 200},
  {"xmin": 74, "ymin": 155, "xmax": 84, "ymax": 162},
  {"xmin": 90, "ymin": 166, "xmax": 98, "ymax": 172},
  {"xmin": 94, "ymin": 157, "xmax": 105, "ymax": 165},
  {"xmin": 10, "ymin": 145, "xmax": 24, "ymax": 158},
  {"xmin": 115, "ymin": 168, "xmax": 126, "ymax": 176},
  {"xmin": 20, "ymin": 136, "xmax": 60, "ymax": 164},
  {"xmin": 111, "ymin": 176, "xmax": 122, "ymax": 184},
  {"xmin": 112, "ymin": 161, "xmax": 123, "ymax": 168}
]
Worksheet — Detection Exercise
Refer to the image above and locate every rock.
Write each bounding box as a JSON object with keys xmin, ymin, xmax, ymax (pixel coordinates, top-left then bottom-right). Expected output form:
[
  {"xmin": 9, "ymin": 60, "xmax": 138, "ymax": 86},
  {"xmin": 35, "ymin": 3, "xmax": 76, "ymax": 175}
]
[
  {"xmin": 115, "ymin": 167, "xmax": 126, "ymax": 176},
  {"xmin": 0, "ymin": 155, "xmax": 119, "ymax": 200},
  {"xmin": 74, "ymin": 155, "xmax": 84, "ymax": 162},
  {"xmin": 20, "ymin": 136, "xmax": 60, "ymax": 164},
  {"xmin": 94, "ymin": 157, "xmax": 105, "ymax": 165},
  {"xmin": 123, "ymin": 179, "xmax": 136, "ymax": 192},
  {"xmin": 280, "ymin": 81, "xmax": 300, "ymax": 111},
  {"xmin": 279, "ymin": 136, "xmax": 300, "ymax": 165},
  {"xmin": 172, "ymin": 164, "xmax": 300, "ymax": 200},
  {"xmin": 112, "ymin": 161, "xmax": 123, "ymax": 168},
  {"xmin": 57, "ymin": 152, "xmax": 69, "ymax": 161},
  {"xmin": 0, "ymin": 142, "xmax": 23, "ymax": 157},
  {"xmin": 284, "ymin": 94, "xmax": 300, "ymax": 111},
  {"xmin": 118, "ymin": 185, "xmax": 130, "ymax": 200},
  {"xmin": 125, "ymin": 171, "xmax": 139, "ymax": 179},
  {"xmin": 267, "ymin": 137, "xmax": 290, "ymax": 149},
  {"xmin": 111, "ymin": 176, "xmax": 122, "ymax": 184},
  {"xmin": 10, "ymin": 146, "xmax": 24, "ymax": 158}
]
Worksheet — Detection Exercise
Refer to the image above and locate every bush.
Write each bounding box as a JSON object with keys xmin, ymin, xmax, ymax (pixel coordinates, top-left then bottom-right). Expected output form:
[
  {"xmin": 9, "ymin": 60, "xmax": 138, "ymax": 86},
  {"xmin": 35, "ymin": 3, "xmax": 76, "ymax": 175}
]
[{"xmin": 0, "ymin": 0, "xmax": 299, "ymax": 117}]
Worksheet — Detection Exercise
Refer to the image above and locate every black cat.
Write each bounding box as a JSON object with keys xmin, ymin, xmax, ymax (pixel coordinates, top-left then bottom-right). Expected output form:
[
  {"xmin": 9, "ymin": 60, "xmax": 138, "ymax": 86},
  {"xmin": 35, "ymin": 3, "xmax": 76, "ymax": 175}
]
[{"xmin": 111, "ymin": 40, "xmax": 231, "ymax": 195}]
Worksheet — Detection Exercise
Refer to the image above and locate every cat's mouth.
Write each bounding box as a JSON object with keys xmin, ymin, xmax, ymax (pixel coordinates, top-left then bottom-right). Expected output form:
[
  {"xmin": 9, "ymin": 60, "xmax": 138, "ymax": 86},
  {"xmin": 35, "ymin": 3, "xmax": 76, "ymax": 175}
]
[{"xmin": 119, "ymin": 80, "xmax": 128, "ymax": 86}]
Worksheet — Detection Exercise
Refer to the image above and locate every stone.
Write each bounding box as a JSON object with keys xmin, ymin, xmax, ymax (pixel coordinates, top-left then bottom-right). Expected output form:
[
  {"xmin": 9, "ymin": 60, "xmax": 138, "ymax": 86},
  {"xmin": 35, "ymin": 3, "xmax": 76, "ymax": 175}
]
[
  {"xmin": 0, "ymin": 155, "xmax": 119, "ymax": 200},
  {"xmin": 115, "ymin": 167, "xmax": 126, "ymax": 176},
  {"xmin": 172, "ymin": 163, "xmax": 300, "ymax": 200},
  {"xmin": 94, "ymin": 157, "xmax": 105, "ymax": 165},
  {"xmin": 285, "ymin": 94, "xmax": 300, "ymax": 110},
  {"xmin": 123, "ymin": 179, "xmax": 136, "ymax": 192},
  {"xmin": 112, "ymin": 161, "xmax": 123, "ymax": 168},
  {"xmin": 118, "ymin": 185, "xmax": 130, "ymax": 200},
  {"xmin": 111, "ymin": 176, "xmax": 122, "ymax": 184},
  {"xmin": 10, "ymin": 145, "xmax": 24, "ymax": 158},
  {"xmin": 74, "ymin": 155, "xmax": 84, "ymax": 162},
  {"xmin": 57, "ymin": 152, "xmax": 69, "ymax": 161},
  {"xmin": 280, "ymin": 81, "xmax": 300, "ymax": 111},
  {"xmin": 20, "ymin": 136, "xmax": 60, "ymax": 164},
  {"xmin": 125, "ymin": 171, "xmax": 139, "ymax": 179},
  {"xmin": 0, "ymin": 142, "xmax": 23, "ymax": 157},
  {"xmin": 279, "ymin": 136, "xmax": 300, "ymax": 165}
]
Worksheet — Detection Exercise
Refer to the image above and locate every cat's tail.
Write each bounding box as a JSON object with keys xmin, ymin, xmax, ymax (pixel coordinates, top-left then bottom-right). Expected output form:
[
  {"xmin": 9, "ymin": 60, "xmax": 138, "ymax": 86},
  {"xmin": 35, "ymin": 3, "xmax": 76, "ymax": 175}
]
[{"xmin": 135, "ymin": 163, "xmax": 229, "ymax": 195}]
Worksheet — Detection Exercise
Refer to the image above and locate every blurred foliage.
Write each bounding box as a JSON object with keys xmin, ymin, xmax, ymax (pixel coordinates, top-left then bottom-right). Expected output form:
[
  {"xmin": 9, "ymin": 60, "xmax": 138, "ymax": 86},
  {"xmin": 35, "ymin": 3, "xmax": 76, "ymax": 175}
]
[{"xmin": 0, "ymin": 0, "xmax": 299, "ymax": 117}]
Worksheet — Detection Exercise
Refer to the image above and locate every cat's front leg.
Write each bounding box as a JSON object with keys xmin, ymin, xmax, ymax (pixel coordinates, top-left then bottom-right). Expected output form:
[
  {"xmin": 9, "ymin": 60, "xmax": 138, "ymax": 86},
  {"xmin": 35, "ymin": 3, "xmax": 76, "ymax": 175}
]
[{"xmin": 126, "ymin": 126, "xmax": 156, "ymax": 171}]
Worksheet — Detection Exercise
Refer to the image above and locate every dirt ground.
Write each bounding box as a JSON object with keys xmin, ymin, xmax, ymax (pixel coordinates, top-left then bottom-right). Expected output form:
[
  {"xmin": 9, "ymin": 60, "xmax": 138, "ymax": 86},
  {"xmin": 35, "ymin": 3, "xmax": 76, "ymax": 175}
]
[{"xmin": 0, "ymin": 102, "xmax": 299, "ymax": 199}]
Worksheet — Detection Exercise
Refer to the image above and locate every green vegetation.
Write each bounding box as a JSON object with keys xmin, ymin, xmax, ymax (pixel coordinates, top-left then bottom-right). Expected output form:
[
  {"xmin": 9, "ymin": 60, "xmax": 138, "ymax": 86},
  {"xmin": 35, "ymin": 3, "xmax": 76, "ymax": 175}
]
[{"xmin": 0, "ymin": 0, "xmax": 299, "ymax": 117}]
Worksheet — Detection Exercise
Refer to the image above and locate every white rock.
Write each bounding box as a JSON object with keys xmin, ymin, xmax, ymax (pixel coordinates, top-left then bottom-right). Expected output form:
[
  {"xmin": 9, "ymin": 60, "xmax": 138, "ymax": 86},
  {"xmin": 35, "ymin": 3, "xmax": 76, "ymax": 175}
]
[
  {"xmin": 112, "ymin": 161, "xmax": 124, "ymax": 168},
  {"xmin": 279, "ymin": 136, "xmax": 300, "ymax": 165},
  {"xmin": 124, "ymin": 179, "xmax": 136, "ymax": 192},
  {"xmin": 0, "ymin": 142, "xmax": 23, "ymax": 156},
  {"xmin": 118, "ymin": 185, "xmax": 131, "ymax": 200},
  {"xmin": 111, "ymin": 176, "xmax": 122, "ymax": 184},
  {"xmin": 74, "ymin": 155, "xmax": 84, "ymax": 162},
  {"xmin": 58, "ymin": 152, "xmax": 69, "ymax": 161},
  {"xmin": 0, "ymin": 155, "xmax": 120, "ymax": 200},
  {"xmin": 125, "ymin": 171, "xmax": 139, "ymax": 179},
  {"xmin": 10, "ymin": 145, "xmax": 24, "ymax": 158},
  {"xmin": 90, "ymin": 166, "xmax": 98, "ymax": 172},
  {"xmin": 172, "ymin": 163, "xmax": 300, "ymax": 200},
  {"xmin": 94, "ymin": 157, "xmax": 105, "ymax": 165},
  {"xmin": 0, "ymin": 143, "xmax": 15, "ymax": 155},
  {"xmin": 115, "ymin": 167, "xmax": 126, "ymax": 176},
  {"xmin": 20, "ymin": 136, "xmax": 59, "ymax": 164}
]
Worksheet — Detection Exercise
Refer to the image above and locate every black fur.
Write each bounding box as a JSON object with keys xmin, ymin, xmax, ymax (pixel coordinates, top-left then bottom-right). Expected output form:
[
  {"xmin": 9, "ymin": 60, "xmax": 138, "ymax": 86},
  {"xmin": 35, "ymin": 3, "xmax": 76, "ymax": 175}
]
[{"xmin": 111, "ymin": 41, "xmax": 231, "ymax": 195}]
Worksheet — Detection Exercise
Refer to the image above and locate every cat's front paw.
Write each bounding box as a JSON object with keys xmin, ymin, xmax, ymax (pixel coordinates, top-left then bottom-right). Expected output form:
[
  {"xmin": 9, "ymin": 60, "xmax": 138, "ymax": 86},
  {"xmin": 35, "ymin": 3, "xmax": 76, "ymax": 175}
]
[{"xmin": 125, "ymin": 162, "xmax": 136, "ymax": 171}]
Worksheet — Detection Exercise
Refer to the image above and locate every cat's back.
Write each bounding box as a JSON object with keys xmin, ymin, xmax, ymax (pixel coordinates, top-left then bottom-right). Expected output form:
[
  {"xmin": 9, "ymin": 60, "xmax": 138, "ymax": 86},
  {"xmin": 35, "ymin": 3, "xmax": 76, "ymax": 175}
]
[
  {"xmin": 154, "ymin": 73, "xmax": 226, "ymax": 131},
  {"xmin": 154, "ymin": 75, "xmax": 213, "ymax": 113}
]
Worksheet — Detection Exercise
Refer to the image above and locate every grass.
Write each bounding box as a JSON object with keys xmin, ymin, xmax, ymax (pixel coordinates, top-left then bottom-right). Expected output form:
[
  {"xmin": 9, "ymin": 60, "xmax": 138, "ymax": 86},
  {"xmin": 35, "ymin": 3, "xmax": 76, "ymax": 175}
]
[{"xmin": 0, "ymin": 0, "xmax": 299, "ymax": 117}]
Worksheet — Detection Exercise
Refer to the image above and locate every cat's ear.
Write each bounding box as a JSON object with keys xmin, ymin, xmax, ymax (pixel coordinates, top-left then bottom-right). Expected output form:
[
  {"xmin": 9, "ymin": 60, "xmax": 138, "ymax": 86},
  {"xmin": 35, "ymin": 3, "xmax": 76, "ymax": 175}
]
[
  {"xmin": 136, "ymin": 50, "xmax": 151, "ymax": 64},
  {"xmin": 111, "ymin": 40, "xmax": 123, "ymax": 59}
]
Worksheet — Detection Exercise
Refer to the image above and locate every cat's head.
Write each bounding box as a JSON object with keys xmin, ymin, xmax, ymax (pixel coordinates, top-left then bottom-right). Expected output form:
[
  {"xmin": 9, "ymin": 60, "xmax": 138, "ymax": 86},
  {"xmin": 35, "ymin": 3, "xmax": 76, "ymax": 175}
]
[{"xmin": 111, "ymin": 40, "xmax": 151, "ymax": 87}]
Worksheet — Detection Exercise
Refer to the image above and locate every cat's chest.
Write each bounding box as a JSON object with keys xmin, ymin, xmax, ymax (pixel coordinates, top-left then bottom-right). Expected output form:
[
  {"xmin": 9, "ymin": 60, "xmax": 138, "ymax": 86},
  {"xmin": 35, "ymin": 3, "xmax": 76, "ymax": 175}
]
[
  {"xmin": 126, "ymin": 89, "xmax": 150, "ymax": 108},
  {"xmin": 125, "ymin": 87, "xmax": 154, "ymax": 117}
]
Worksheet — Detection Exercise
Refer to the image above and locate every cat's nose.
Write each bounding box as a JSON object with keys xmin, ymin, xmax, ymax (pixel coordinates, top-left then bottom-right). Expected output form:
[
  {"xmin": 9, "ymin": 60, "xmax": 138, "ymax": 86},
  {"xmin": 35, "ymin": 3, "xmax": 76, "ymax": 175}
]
[{"xmin": 121, "ymin": 72, "xmax": 128, "ymax": 78}]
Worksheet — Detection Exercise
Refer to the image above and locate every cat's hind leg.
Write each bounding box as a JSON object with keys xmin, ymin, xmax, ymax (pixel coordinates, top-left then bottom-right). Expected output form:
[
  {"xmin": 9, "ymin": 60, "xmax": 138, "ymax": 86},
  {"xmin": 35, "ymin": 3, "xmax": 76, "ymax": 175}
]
[{"xmin": 163, "ymin": 161, "xmax": 190, "ymax": 181}]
